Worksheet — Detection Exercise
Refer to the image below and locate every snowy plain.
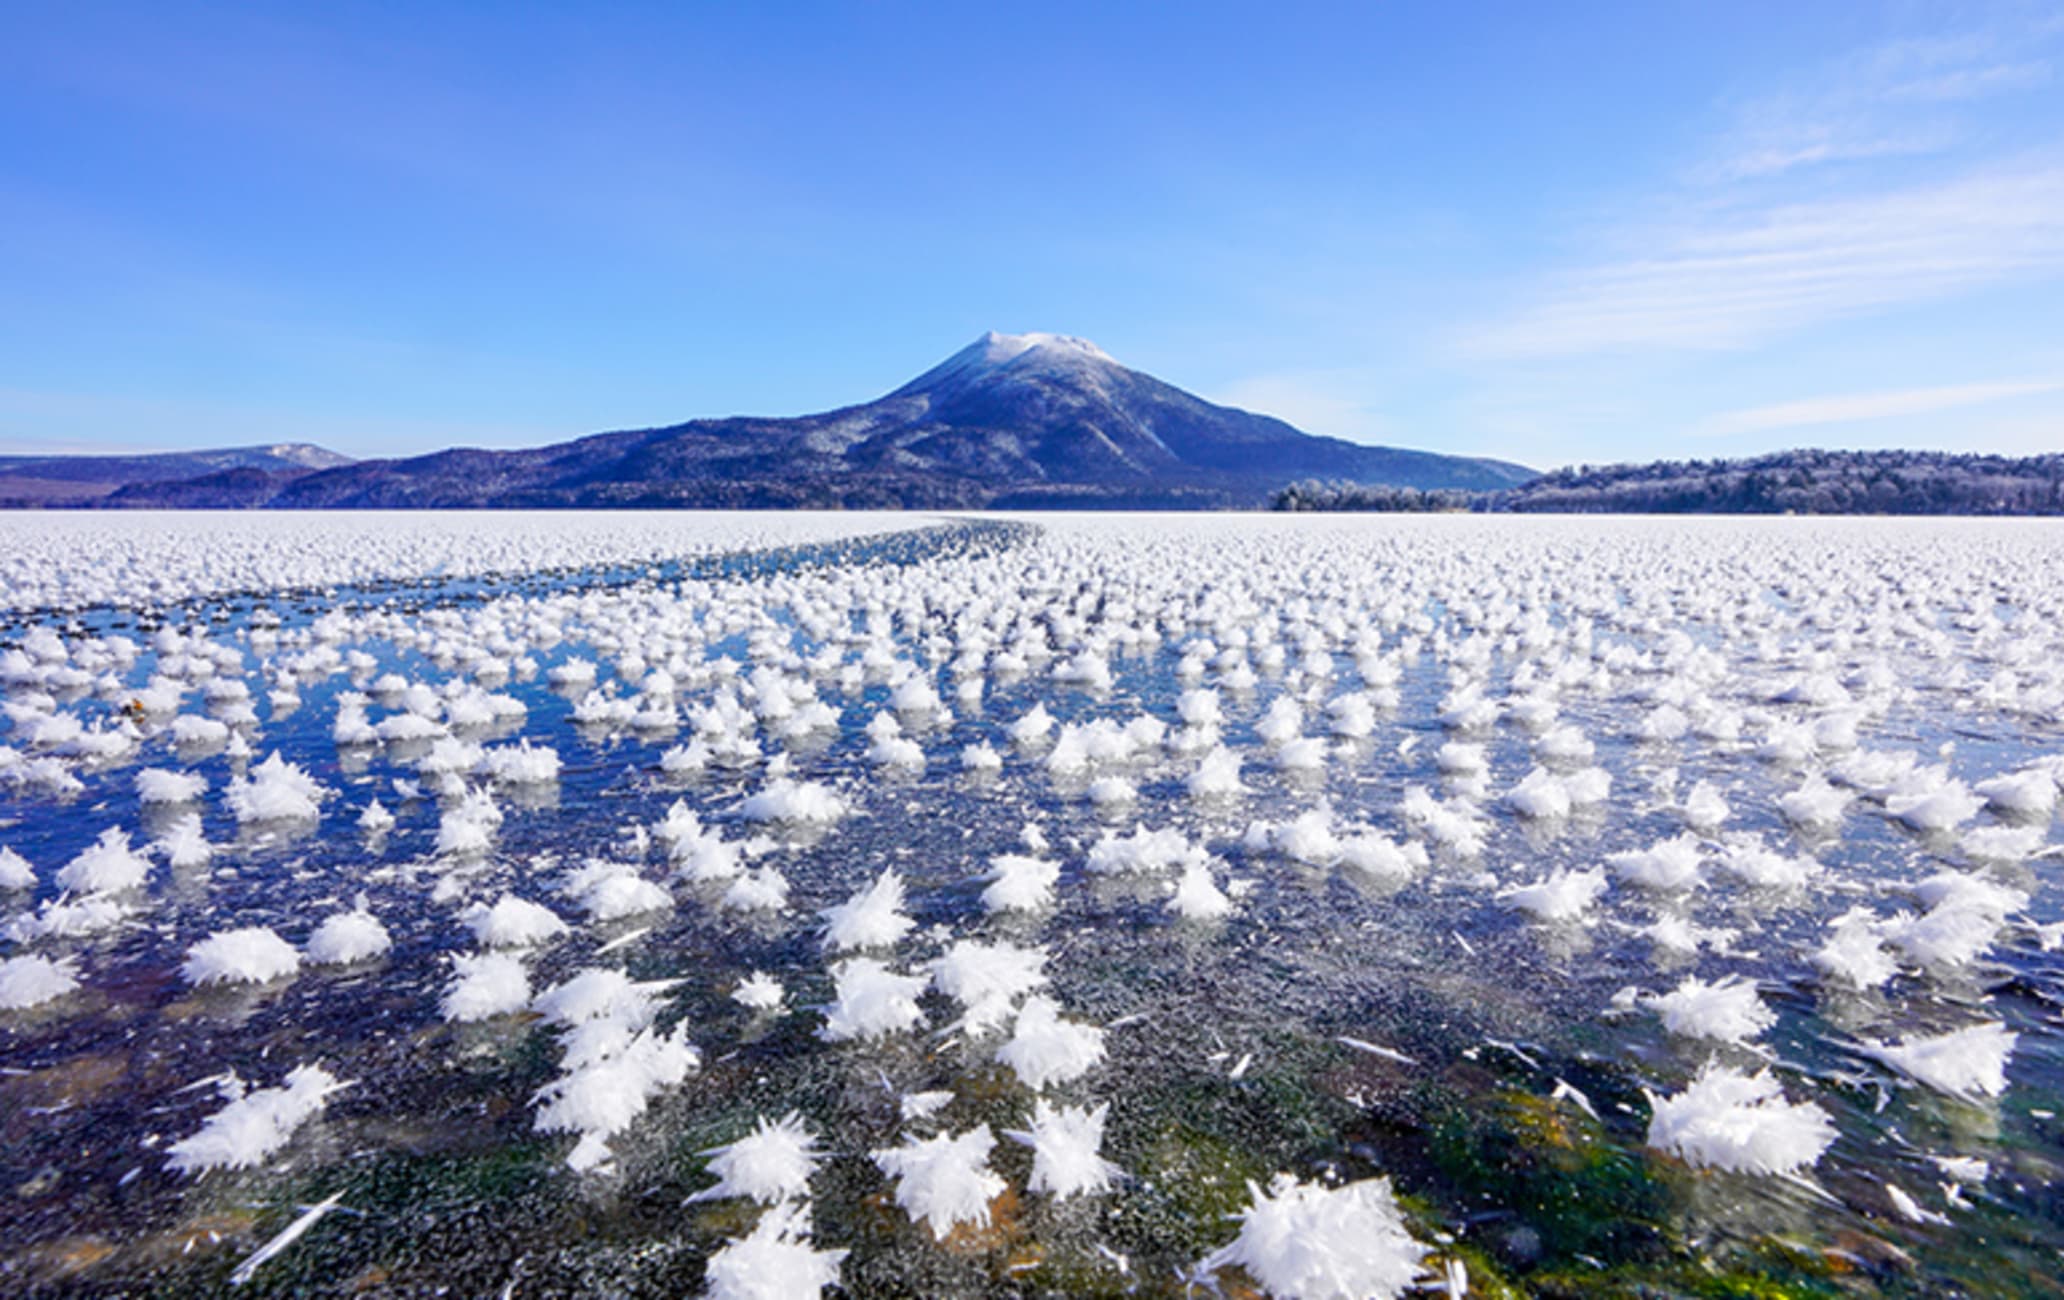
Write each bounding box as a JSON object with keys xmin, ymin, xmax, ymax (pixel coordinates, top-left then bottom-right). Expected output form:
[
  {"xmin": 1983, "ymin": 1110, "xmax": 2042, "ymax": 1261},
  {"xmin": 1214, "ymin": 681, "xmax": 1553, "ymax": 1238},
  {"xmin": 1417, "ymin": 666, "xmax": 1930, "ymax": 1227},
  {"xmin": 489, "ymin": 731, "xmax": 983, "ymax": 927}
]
[
  {"xmin": 2, "ymin": 509, "xmax": 2062, "ymax": 1297},
  {"xmin": 0, "ymin": 509, "xmax": 933, "ymax": 611}
]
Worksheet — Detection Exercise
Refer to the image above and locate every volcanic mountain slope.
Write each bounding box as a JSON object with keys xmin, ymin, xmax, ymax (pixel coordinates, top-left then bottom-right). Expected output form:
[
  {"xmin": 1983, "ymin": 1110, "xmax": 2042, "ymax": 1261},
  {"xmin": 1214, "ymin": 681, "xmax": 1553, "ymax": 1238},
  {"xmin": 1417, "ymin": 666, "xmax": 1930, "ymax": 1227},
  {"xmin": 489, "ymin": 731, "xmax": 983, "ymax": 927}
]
[{"xmin": 107, "ymin": 334, "xmax": 1536, "ymax": 508}]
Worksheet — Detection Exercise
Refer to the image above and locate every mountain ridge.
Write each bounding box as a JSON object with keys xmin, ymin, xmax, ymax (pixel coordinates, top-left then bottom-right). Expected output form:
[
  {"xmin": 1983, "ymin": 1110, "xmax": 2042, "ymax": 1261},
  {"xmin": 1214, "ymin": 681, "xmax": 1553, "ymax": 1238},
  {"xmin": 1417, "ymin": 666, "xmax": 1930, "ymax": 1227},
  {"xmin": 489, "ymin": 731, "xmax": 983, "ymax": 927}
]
[
  {"xmin": 47, "ymin": 335, "xmax": 1537, "ymax": 509},
  {"xmin": 0, "ymin": 443, "xmax": 354, "ymax": 506}
]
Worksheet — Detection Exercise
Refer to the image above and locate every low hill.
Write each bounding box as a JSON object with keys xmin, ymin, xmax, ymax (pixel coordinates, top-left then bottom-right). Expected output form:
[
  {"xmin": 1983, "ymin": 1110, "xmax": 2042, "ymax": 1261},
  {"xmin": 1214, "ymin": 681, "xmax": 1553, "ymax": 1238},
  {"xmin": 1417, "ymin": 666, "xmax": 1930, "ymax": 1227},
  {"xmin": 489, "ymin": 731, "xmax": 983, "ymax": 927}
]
[
  {"xmin": 0, "ymin": 444, "xmax": 351, "ymax": 507},
  {"xmin": 1274, "ymin": 449, "xmax": 2064, "ymax": 515},
  {"xmin": 1499, "ymin": 449, "xmax": 2064, "ymax": 514}
]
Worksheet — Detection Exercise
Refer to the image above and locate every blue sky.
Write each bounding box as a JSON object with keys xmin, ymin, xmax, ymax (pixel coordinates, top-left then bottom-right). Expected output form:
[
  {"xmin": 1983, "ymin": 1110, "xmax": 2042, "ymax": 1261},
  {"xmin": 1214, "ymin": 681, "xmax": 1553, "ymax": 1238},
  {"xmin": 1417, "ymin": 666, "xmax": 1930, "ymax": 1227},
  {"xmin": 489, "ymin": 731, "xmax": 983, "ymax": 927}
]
[{"xmin": 2, "ymin": 1, "xmax": 2061, "ymax": 468}]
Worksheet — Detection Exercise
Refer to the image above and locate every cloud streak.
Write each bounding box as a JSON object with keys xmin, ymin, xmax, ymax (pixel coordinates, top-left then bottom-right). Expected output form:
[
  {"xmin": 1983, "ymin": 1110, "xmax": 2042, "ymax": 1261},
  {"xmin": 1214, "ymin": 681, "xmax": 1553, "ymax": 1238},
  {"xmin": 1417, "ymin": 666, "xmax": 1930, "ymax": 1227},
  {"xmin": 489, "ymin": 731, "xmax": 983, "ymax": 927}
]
[
  {"xmin": 1467, "ymin": 20, "xmax": 2064, "ymax": 363},
  {"xmin": 1467, "ymin": 162, "xmax": 2064, "ymax": 358},
  {"xmin": 1696, "ymin": 379, "xmax": 2063, "ymax": 438},
  {"xmin": 1705, "ymin": 29, "xmax": 2051, "ymax": 181}
]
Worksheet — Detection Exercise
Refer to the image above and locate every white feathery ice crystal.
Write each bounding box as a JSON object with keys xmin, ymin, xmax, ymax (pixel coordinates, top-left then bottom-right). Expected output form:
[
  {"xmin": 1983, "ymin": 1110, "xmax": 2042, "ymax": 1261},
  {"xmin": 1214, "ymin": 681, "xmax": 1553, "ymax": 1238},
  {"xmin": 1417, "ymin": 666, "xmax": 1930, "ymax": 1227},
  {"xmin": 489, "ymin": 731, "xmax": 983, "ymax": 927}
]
[
  {"xmin": 182, "ymin": 926, "xmax": 302, "ymax": 986},
  {"xmin": 1504, "ymin": 766, "xmax": 1572, "ymax": 820},
  {"xmin": 670, "ymin": 817, "xmax": 746, "ymax": 882},
  {"xmin": 692, "ymin": 1111, "xmax": 822, "ymax": 1204},
  {"xmin": 462, "ymin": 894, "xmax": 570, "ymax": 947},
  {"xmin": 1646, "ymin": 974, "xmax": 1774, "ymax": 1044},
  {"xmin": 1682, "ymin": 779, "xmax": 1730, "ymax": 831},
  {"xmin": 1267, "ymin": 808, "xmax": 1345, "ymax": 866},
  {"xmin": 1645, "ymin": 1062, "xmax": 1834, "ymax": 1175},
  {"xmin": 525, "ymin": 966, "xmax": 695, "ymax": 1171},
  {"xmin": 0, "ymin": 953, "xmax": 81, "ymax": 1009},
  {"xmin": 440, "ymin": 952, "xmax": 531, "ymax": 1022},
  {"xmin": 1187, "ymin": 745, "xmax": 1246, "ymax": 797},
  {"xmin": 702, "ymin": 1201, "xmax": 846, "ymax": 1300},
  {"xmin": 1007, "ymin": 1100, "xmax": 1123, "ymax": 1200},
  {"xmin": 435, "ymin": 801, "xmax": 497, "ymax": 857},
  {"xmin": 1007, "ymin": 702, "xmax": 1056, "ymax": 744},
  {"xmin": 871, "ymin": 1124, "xmax": 1005, "ymax": 1238},
  {"xmin": 1086, "ymin": 774, "xmax": 1137, "ymax": 806},
  {"xmin": 1643, "ymin": 913, "xmax": 1733, "ymax": 956},
  {"xmin": 1778, "ymin": 775, "xmax": 1851, "ymax": 828},
  {"xmin": 1398, "ymin": 785, "xmax": 1486, "ymax": 857},
  {"xmin": 981, "ymin": 852, "xmax": 1059, "ymax": 914},
  {"xmin": 1201, "ymin": 1172, "xmax": 1429, "ymax": 1300},
  {"xmin": 5, "ymin": 893, "xmax": 130, "ymax": 942},
  {"xmin": 1436, "ymin": 740, "xmax": 1487, "ymax": 775},
  {"xmin": 1535, "ymin": 724, "xmax": 1593, "ymax": 763},
  {"xmin": 1813, "ymin": 908, "xmax": 1900, "ymax": 991},
  {"xmin": 1876, "ymin": 872, "xmax": 2020, "ymax": 970},
  {"xmin": 819, "ymin": 957, "xmax": 927, "ymax": 1042},
  {"xmin": 532, "ymin": 966, "xmax": 677, "ymax": 1028},
  {"xmin": 1714, "ymin": 837, "xmax": 1819, "ymax": 889},
  {"xmin": 1500, "ymin": 867, "xmax": 1607, "ymax": 922},
  {"xmin": 722, "ymin": 865, "xmax": 791, "ymax": 912},
  {"xmin": 171, "ymin": 714, "xmax": 230, "ymax": 747},
  {"xmin": 166, "ymin": 1064, "xmax": 347, "ymax": 1175},
  {"xmin": 819, "ymin": 869, "xmax": 914, "ymax": 952},
  {"xmin": 1860, "ymin": 1021, "xmax": 2016, "ymax": 1102},
  {"xmin": 733, "ymin": 970, "xmax": 785, "ymax": 1012},
  {"xmin": 305, "ymin": 908, "xmax": 392, "ymax": 965},
  {"xmin": 566, "ymin": 863, "xmax": 673, "ymax": 921},
  {"xmin": 1337, "ymin": 832, "xmax": 1426, "ymax": 885},
  {"xmin": 226, "ymin": 752, "xmax": 328, "ymax": 822},
  {"xmin": 1086, "ymin": 824, "xmax": 1192, "ymax": 875},
  {"xmin": 929, "ymin": 939, "xmax": 1049, "ymax": 1033},
  {"xmin": 477, "ymin": 738, "xmax": 561, "ymax": 784},
  {"xmin": 739, "ymin": 778, "xmax": 846, "ymax": 824},
  {"xmin": 157, "ymin": 813, "xmax": 213, "ymax": 869},
  {"xmin": 997, "ymin": 994, "xmax": 1106, "ymax": 1089},
  {"xmin": 1275, "ymin": 736, "xmax": 1328, "ymax": 772},
  {"xmin": 1975, "ymin": 766, "xmax": 2058, "ymax": 816},
  {"xmin": 532, "ymin": 1023, "xmax": 699, "ymax": 1171},
  {"xmin": 136, "ymin": 767, "xmax": 206, "ymax": 804},
  {"xmin": 1177, "ymin": 686, "xmax": 1224, "ymax": 727},
  {"xmin": 1885, "ymin": 780, "xmax": 1986, "ymax": 832},
  {"xmin": 1168, "ymin": 854, "xmax": 1234, "ymax": 919},
  {"xmin": 1607, "ymin": 833, "xmax": 1704, "ymax": 891},
  {"xmin": 0, "ymin": 845, "xmax": 34, "ymax": 891},
  {"xmin": 960, "ymin": 741, "xmax": 1002, "ymax": 772},
  {"xmin": 55, "ymin": 827, "xmax": 152, "ymax": 894}
]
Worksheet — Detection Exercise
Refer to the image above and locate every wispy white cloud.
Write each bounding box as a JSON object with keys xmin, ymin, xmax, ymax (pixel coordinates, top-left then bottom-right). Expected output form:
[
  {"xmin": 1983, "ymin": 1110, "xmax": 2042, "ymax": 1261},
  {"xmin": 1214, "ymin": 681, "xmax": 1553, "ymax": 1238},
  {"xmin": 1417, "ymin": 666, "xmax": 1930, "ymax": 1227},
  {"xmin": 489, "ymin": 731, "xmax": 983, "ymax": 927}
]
[
  {"xmin": 1704, "ymin": 29, "xmax": 2052, "ymax": 182},
  {"xmin": 1695, "ymin": 379, "xmax": 2063, "ymax": 438},
  {"xmin": 1467, "ymin": 161, "xmax": 2064, "ymax": 358},
  {"xmin": 1467, "ymin": 19, "xmax": 2064, "ymax": 363}
]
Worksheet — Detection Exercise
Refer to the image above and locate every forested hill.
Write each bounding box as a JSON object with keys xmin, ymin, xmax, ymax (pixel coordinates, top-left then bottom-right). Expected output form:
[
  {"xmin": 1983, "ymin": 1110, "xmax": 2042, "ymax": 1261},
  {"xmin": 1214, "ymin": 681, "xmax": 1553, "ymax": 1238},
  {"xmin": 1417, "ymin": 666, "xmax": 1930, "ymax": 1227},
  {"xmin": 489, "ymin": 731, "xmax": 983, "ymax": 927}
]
[{"xmin": 1274, "ymin": 449, "xmax": 2064, "ymax": 515}]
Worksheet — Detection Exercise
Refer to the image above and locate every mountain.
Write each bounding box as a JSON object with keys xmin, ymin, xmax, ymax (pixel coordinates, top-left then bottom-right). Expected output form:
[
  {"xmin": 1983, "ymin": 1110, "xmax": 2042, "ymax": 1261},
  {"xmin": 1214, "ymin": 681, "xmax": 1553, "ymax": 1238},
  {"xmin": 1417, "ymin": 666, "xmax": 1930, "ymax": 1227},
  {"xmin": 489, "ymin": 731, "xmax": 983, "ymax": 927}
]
[
  {"xmin": 0, "ymin": 443, "xmax": 353, "ymax": 506},
  {"xmin": 98, "ymin": 334, "xmax": 1535, "ymax": 509}
]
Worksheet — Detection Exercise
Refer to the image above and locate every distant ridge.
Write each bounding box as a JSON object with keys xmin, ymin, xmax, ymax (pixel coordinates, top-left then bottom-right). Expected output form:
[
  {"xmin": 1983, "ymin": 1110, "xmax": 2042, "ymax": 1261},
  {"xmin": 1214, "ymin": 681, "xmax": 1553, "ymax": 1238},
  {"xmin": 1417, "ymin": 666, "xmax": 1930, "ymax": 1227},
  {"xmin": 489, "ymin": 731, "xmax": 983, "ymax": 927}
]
[
  {"xmin": 1273, "ymin": 448, "xmax": 2064, "ymax": 515},
  {"xmin": 82, "ymin": 333, "xmax": 1534, "ymax": 509},
  {"xmin": 1497, "ymin": 448, "xmax": 2064, "ymax": 514},
  {"xmin": 0, "ymin": 444, "xmax": 352, "ymax": 506}
]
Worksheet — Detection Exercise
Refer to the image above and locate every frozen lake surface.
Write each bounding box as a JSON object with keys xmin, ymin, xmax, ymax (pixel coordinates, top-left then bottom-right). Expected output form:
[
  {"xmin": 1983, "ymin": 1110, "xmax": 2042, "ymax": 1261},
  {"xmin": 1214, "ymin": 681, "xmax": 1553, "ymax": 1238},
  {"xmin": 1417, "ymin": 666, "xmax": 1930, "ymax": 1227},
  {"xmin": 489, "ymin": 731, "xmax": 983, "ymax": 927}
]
[{"xmin": 2, "ymin": 511, "xmax": 2062, "ymax": 1297}]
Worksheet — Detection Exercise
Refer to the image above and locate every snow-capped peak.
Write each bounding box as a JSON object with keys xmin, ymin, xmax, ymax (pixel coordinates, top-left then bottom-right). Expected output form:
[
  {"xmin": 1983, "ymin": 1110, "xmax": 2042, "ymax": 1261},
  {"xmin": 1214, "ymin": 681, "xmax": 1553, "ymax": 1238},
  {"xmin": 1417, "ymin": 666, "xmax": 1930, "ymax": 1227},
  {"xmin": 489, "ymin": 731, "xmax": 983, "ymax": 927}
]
[
  {"xmin": 889, "ymin": 331, "xmax": 1119, "ymax": 400},
  {"xmin": 263, "ymin": 443, "xmax": 355, "ymax": 469},
  {"xmin": 973, "ymin": 331, "xmax": 1114, "ymax": 367}
]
